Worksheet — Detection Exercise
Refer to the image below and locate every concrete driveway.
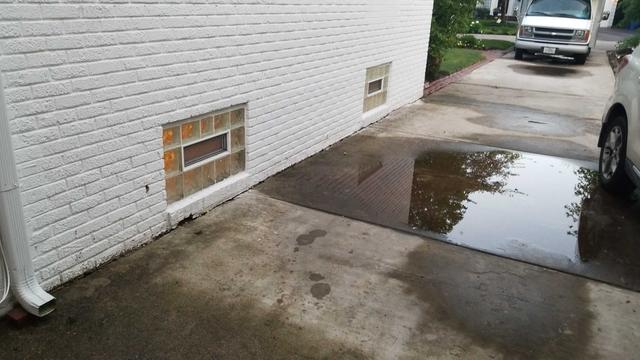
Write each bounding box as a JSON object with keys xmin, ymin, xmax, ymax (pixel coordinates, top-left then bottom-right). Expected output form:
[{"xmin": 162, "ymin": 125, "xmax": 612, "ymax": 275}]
[
  {"xmin": 407, "ymin": 39, "xmax": 615, "ymax": 161},
  {"xmin": 1, "ymin": 33, "xmax": 640, "ymax": 359}
]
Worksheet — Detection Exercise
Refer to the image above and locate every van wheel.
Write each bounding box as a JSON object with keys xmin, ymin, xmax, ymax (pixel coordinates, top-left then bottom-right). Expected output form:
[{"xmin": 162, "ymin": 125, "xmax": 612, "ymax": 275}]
[
  {"xmin": 599, "ymin": 115, "xmax": 635, "ymax": 195},
  {"xmin": 515, "ymin": 49, "xmax": 524, "ymax": 60},
  {"xmin": 575, "ymin": 54, "xmax": 587, "ymax": 65}
]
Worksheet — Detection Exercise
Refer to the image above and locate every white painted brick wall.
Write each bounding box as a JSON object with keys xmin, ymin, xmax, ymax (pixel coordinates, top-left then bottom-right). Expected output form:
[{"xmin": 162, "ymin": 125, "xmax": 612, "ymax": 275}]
[{"xmin": 0, "ymin": 0, "xmax": 433, "ymax": 290}]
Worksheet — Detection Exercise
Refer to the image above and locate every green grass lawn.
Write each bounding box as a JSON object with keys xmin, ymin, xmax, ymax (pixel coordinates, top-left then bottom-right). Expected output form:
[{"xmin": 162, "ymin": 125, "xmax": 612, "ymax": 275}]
[
  {"xmin": 474, "ymin": 20, "xmax": 518, "ymax": 36},
  {"xmin": 482, "ymin": 39, "xmax": 515, "ymax": 50},
  {"xmin": 437, "ymin": 48, "xmax": 485, "ymax": 79}
]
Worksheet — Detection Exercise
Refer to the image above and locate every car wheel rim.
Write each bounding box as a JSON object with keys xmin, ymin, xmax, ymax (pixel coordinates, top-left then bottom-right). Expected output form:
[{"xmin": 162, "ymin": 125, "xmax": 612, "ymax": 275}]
[{"xmin": 602, "ymin": 125, "xmax": 623, "ymax": 180}]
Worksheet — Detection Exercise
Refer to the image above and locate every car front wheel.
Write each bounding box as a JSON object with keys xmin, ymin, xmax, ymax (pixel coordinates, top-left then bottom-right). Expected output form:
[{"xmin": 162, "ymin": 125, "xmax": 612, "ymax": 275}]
[{"xmin": 599, "ymin": 115, "xmax": 635, "ymax": 194}]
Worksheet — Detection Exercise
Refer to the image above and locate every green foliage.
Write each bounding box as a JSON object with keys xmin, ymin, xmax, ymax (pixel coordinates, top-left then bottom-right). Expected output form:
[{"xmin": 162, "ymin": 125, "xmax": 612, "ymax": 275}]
[
  {"xmin": 426, "ymin": 0, "xmax": 478, "ymax": 80},
  {"xmin": 475, "ymin": 7, "xmax": 491, "ymax": 19},
  {"xmin": 457, "ymin": 34, "xmax": 486, "ymax": 49},
  {"xmin": 455, "ymin": 35, "xmax": 514, "ymax": 50},
  {"xmin": 469, "ymin": 20, "xmax": 484, "ymax": 34},
  {"xmin": 482, "ymin": 39, "xmax": 515, "ymax": 50},
  {"xmin": 437, "ymin": 48, "xmax": 485, "ymax": 79},
  {"xmin": 621, "ymin": 0, "xmax": 640, "ymax": 26},
  {"xmin": 614, "ymin": 0, "xmax": 626, "ymax": 26},
  {"xmin": 470, "ymin": 19, "xmax": 518, "ymax": 35},
  {"xmin": 617, "ymin": 32, "xmax": 640, "ymax": 50}
]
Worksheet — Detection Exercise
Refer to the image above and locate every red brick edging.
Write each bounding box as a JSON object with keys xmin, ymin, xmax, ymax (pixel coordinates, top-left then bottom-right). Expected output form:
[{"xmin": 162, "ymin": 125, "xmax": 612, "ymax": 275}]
[{"xmin": 424, "ymin": 50, "xmax": 506, "ymax": 96}]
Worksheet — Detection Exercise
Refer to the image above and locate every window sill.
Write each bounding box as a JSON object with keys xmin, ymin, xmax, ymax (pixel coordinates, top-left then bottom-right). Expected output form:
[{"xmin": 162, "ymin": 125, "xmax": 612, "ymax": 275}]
[
  {"xmin": 166, "ymin": 171, "xmax": 251, "ymax": 227},
  {"xmin": 362, "ymin": 104, "xmax": 390, "ymax": 126}
]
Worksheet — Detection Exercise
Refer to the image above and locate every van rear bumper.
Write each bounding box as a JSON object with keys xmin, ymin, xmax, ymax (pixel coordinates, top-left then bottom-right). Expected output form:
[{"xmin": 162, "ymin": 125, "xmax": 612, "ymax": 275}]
[{"xmin": 515, "ymin": 39, "xmax": 590, "ymax": 55}]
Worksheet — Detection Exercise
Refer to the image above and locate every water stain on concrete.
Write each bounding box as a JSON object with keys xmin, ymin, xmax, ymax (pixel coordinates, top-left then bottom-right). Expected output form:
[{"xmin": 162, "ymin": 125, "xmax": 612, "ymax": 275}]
[
  {"xmin": 310, "ymin": 283, "xmax": 331, "ymax": 300},
  {"xmin": 461, "ymin": 133, "xmax": 597, "ymax": 161},
  {"xmin": 0, "ymin": 208, "xmax": 365, "ymax": 360},
  {"xmin": 309, "ymin": 272, "xmax": 325, "ymax": 282},
  {"xmin": 390, "ymin": 243, "xmax": 596, "ymax": 359},
  {"xmin": 508, "ymin": 64, "xmax": 590, "ymax": 78},
  {"xmin": 429, "ymin": 93, "xmax": 600, "ymax": 137},
  {"xmin": 258, "ymin": 135, "xmax": 640, "ymax": 291},
  {"xmin": 296, "ymin": 229, "xmax": 327, "ymax": 246}
]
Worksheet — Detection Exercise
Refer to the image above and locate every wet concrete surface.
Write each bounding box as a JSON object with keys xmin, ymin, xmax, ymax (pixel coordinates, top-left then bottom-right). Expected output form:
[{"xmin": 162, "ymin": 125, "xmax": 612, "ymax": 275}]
[
  {"xmin": 390, "ymin": 243, "xmax": 594, "ymax": 359},
  {"xmin": 428, "ymin": 93, "xmax": 601, "ymax": 140},
  {"xmin": 257, "ymin": 135, "xmax": 640, "ymax": 291},
  {"xmin": 1, "ymin": 191, "xmax": 639, "ymax": 359},
  {"xmin": 402, "ymin": 42, "xmax": 614, "ymax": 163},
  {"xmin": 508, "ymin": 63, "xmax": 588, "ymax": 78}
]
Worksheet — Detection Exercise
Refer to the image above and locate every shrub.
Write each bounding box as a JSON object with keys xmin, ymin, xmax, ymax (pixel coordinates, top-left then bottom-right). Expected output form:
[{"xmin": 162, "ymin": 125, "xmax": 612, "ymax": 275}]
[
  {"xmin": 426, "ymin": 0, "xmax": 478, "ymax": 80},
  {"xmin": 617, "ymin": 32, "xmax": 640, "ymax": 50},
  {"xmin": 468, "ymin": 20, "xmax": 484, "ymax": 34},
  {"xmin": 456, "ymin": 35, "xmax": 486, "ymax": 49},
  {"xmin": 620, "ymin": 0, "xmax": 640, "ymax": 27}
]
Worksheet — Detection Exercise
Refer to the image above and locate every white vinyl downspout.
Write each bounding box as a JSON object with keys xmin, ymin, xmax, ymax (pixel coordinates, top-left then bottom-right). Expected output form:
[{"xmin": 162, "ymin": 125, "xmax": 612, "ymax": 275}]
[{"xmin": 0, "ymin": 73, "xmax": 56, "ymax": 317}]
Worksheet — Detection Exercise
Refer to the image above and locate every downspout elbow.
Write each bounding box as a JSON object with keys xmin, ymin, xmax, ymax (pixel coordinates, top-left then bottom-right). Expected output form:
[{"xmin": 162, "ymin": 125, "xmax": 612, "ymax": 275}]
[
  {"xmin": 0, "ymin": 72, "xmax": 56, "ymax": 317},
  {"xmin": 0, "ymin": 189, "xmax": 56, "ymax": 317},
  {"xmin": 10, "ymin": 269, "xmax": 56, "ymax": 317}
]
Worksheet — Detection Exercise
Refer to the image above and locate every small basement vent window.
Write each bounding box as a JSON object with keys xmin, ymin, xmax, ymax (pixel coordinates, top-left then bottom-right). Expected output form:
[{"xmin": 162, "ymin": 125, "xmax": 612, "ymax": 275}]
[
  {"xmin": 162, "ymin": 106, "xmax": 246, "ymax": 204},
  {"xmin": 363, "ymin": 63, "xmax": 390, "ymax": 112}
]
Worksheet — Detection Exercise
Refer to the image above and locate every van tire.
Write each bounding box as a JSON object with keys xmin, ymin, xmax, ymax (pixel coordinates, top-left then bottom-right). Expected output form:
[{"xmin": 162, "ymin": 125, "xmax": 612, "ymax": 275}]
[
  {"xmin": 575, "ymin": 54, "xmax": 587, "ymax": 65},
  {"xmin": 515, "ymin": 49, "xmax": 524, "ymax": 60}
]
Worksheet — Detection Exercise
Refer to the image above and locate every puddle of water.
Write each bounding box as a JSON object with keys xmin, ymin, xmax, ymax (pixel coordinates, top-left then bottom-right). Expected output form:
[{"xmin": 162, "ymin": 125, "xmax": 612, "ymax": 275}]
[{"xmin": 257, "ymin": 136, "xmax": 640, "ymax": 290}]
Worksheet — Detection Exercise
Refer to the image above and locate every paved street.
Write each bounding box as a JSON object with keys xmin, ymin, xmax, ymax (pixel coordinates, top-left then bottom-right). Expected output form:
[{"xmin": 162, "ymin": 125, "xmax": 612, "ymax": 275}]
[{"xmin": 1, "ymin": 32, "xmax": 639, "ymax": 359}]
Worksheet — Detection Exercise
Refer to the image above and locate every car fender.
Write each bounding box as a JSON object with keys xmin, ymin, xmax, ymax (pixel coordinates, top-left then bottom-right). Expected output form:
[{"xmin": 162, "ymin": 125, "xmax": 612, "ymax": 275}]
[{"xmin": 598, "ymin": 94, "xmax": 631, "ymax": 148}]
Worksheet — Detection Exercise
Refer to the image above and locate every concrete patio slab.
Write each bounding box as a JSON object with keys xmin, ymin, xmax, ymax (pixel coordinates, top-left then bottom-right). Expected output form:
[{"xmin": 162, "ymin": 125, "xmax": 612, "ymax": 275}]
[{"xmin": 0, "ymin": 191, "xmax": 638, "ymax": 359}]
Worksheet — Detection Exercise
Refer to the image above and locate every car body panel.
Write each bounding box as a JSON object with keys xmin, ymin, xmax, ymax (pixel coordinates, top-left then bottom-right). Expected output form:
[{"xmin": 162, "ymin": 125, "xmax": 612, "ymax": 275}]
[
  {"xmin": 601, "ymin": 47, "xmax": 640, "ymax": 185},
  {"xmin": 626, "ymin": 48, "xmax": 640, "ymax": 166}
]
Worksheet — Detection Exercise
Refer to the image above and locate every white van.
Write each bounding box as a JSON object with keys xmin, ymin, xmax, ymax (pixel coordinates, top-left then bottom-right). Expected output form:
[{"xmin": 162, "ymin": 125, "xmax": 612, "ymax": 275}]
[{"xmin": 515, "ymin": 0, "xmax": 609, "ymax": 64}]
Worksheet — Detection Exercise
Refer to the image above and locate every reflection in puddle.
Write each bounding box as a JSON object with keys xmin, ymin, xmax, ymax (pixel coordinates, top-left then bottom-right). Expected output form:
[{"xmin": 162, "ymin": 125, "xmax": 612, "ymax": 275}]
[
  {"xmin": 257, "ymin": 136, "xmax": 640, "ymax": 290},
  {"xmin": 407, "ymin": 151, "xmax": 594, "ymax": 263},
  {"xmin": 409, "ymin": 151, "xmax": 521, "ymax": 235}
]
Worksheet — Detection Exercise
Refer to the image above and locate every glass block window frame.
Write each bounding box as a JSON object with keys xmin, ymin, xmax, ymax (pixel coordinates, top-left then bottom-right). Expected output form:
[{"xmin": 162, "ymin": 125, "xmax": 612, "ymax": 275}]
[
  {"xmin": 162, "ymin": 106, "xmax": 246, "ymax": 204},
  {"xmin": 363, "ymin": 63, "xmax": 390, "ymax": 113}
]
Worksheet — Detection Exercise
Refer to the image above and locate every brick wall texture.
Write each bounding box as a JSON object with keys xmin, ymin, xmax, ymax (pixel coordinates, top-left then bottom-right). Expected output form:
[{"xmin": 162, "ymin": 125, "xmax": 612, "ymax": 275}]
[{"xmin": 0, "ymin": 0, "xmax": 432, "ymax": 289}]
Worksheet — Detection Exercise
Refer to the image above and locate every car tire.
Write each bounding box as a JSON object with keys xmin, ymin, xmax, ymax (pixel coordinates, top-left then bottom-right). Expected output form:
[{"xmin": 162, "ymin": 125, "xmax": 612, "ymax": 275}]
[
  {"xmin": 599, "ymin": 115, "xmax": 636, "ymax": 195},
  {"xmin": 515, "ymin": 49, "xmax": 524, "ymax": 60},
  {"xmin": 575, "ymin": 54, "xmax": 587, "ymax": 65}
]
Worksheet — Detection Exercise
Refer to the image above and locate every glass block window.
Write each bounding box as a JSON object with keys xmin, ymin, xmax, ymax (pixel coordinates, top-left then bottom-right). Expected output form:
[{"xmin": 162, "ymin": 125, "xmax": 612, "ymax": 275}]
[
  {"xmin": 363, "ymin": 63, "xmax": 390, "ymax": 113},
  {"xmin": 163, "ymin": 106, "xmax": 246, "ymax": 204}
]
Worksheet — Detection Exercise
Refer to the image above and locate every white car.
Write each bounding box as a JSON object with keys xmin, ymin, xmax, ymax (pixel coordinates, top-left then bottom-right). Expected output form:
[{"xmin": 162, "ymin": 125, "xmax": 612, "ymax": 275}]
[{"xmin": 598, "ymin": 47, "xmax": 640, "ymax": 194}]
